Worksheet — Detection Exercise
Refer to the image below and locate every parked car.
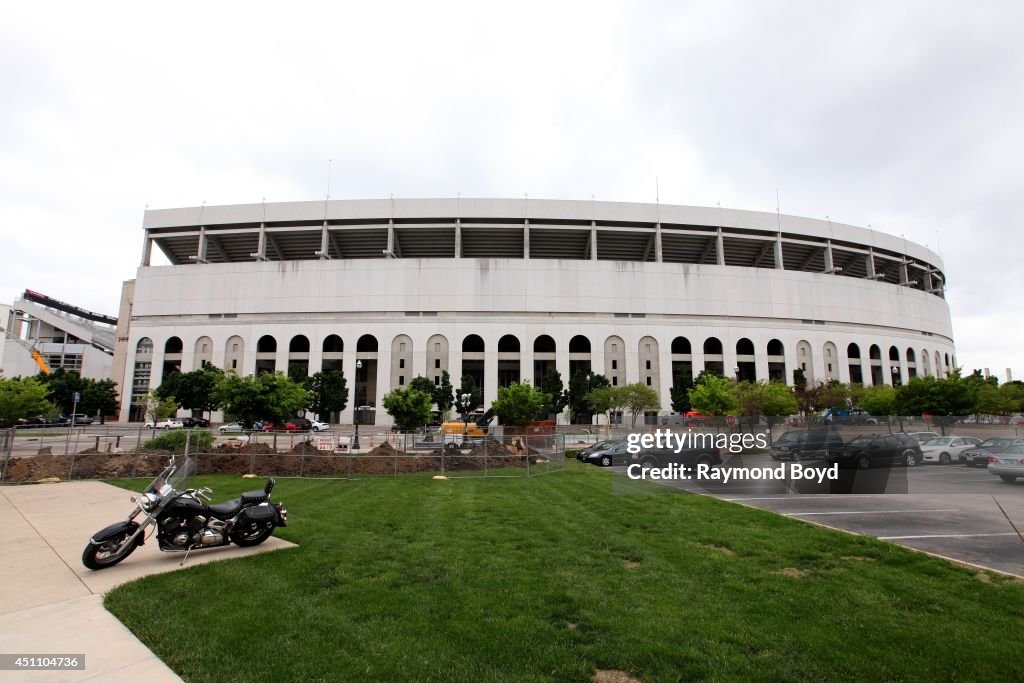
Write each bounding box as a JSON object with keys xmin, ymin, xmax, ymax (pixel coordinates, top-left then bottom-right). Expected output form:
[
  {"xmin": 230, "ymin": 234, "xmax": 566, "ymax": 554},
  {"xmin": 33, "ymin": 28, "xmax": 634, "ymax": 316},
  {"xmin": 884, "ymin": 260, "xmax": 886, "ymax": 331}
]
[
  {"xmin": 55, "ymin": 414, "xmax": 93, "ymax": 426},
  {"xmin": 825, "ymin": 433, "xmax": 923, "ymax": 469},
  {"xmin": 960, "ymin": 437, "xmax": 1024, "ymax": 466},
  {"xmin": 576, "ymin": 439, "xmax": 624, "ymax": 461},
  {"xmin": 179, "ymin": 416, "xmax": 210, "ymax": 428},
  {"xmin": 582, "ymin": 441, "xmax": 634, "ymax": 467},
  {"xmin": 633, "ymin": 443, "xmax": 722, "ymax": 470},
  {"xmin": 986, "ymin": 444, "xmax": 1024, "ymax": 484},
  {"xmin": 155, "ymin": 418, "xmax": 183, "ymax": 429},
  {"xmin": 285, "ymin": 418, "xmax": 329, "ymax": 432},
  {"xmin": 769, "ymin": 428, "xmax": 844, "ymax": 462},
  {"xmin": 919, "ymin": 436, "xmax": 981, "ymax": 464},
  {"xmin": 906, "ymin": 431, "xmax": 940, "ymax": 444},
  {"xmin": 822, "ymin": 408, "xmax": 878, "ymax": 425},
  {"xmin": 218, "ymin": 422, "xmax": 246, "ymax": 434}
]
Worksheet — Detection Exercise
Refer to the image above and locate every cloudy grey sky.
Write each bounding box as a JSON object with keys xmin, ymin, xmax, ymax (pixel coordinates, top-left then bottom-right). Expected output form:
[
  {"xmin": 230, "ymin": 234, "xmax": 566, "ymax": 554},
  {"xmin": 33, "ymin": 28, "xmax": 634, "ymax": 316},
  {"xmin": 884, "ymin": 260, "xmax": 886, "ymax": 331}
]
[{"xmin": 2, "ymin": 1, "xmax": 1021, "ymax": 378}]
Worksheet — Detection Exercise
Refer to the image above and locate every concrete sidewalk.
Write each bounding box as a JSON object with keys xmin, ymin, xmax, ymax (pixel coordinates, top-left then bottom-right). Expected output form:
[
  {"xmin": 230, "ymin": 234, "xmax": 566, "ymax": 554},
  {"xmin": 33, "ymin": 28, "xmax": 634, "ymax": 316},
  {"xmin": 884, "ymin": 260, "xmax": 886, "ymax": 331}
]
[{"xmin": 0, "ymin": 481, "xmax": 295, "ymax": 682}]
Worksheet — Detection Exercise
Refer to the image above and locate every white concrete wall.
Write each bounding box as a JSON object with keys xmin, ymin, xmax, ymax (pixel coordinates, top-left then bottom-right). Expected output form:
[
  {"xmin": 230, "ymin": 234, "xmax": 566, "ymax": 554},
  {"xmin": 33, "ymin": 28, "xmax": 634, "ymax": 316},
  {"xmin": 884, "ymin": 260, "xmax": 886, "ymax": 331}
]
[{"xmin": 120, "ymin": 259, "xmax": 955, "ymax": 424}]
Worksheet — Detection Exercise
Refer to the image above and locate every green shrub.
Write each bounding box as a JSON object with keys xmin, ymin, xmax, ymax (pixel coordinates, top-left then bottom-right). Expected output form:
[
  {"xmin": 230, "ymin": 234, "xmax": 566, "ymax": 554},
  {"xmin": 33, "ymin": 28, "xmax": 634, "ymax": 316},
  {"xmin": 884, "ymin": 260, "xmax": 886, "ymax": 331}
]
[{"xmin": 143, "ymin": 429, "xmax": 215, "ymax": 451}]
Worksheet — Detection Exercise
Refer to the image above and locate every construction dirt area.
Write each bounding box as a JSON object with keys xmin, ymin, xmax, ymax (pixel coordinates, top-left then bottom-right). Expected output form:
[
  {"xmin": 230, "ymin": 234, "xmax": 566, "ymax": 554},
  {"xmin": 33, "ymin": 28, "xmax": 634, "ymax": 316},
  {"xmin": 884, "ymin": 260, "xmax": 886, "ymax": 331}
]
[{"xmin": 1, "ymin": 439, "xmax": 554, "ymax": 482}]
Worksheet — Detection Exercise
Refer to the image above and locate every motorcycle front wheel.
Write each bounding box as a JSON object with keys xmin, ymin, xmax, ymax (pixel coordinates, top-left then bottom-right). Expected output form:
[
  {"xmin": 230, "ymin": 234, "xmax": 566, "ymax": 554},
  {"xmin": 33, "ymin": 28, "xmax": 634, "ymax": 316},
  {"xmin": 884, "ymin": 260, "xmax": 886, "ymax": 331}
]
[
  {"xmin": 230, "ymin": 524, "xmax": 274, "ymax": 547},
  {"xmin": 82, "ymin": 532, "xmax": 138, "ymax": 570}
]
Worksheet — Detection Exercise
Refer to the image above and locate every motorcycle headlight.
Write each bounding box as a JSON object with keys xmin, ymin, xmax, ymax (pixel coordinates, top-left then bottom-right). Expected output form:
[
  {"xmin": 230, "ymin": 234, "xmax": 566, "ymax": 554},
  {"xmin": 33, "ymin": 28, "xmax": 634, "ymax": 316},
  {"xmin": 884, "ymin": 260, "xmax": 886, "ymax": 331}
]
[{"xmin": 138, "ymin": 492, "xmax": 160, "ymax": 511}]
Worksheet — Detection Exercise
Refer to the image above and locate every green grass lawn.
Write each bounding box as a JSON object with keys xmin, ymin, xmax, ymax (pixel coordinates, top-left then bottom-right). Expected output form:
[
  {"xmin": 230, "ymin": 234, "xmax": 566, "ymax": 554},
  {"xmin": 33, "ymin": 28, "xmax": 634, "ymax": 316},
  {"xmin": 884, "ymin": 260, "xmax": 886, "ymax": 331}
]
[{"xmin": 104, "ymin": 462, "xmax": 1024, "ymax": 682}]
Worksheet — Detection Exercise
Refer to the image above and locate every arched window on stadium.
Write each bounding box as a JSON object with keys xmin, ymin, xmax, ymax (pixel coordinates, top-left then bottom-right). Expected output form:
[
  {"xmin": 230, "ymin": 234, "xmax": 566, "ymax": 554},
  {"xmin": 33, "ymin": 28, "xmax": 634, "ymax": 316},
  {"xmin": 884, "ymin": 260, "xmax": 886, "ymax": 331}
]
[
  {"xmin": 322, "ymin": 334, "xmax": 344, "ymax": 372},
  {"xmin": 795, "ymin": 340, "xmax": 813, "ymax": 383},
  {"xmin": 703, "ymin": 337, "xmax": 724, "ymax": 376},
  {"xmin": 162, "ymin": 336, "xmax": 183, "ymax": 380},
  {"xmin": 766, "ymin": 339, "xmax": 786, "ymax": 382},
  {"xmin": 889, "ymin": 346, "xmax": 902, "ymax": 386},
  {"xmin": 847, "ymin": 343, "xmax": 864, "ymax": 384},
  {"xmin": 638, "ymin": 337, "xmax": 659, "ymax": 400},
  {"xmin": 129, "ymin": 338, "xmax": 154, "ymax": 422},
  {"xmin": 391, "ymin": 335, "xmax": 413, "ymax": 388},
  {"xmin": 823, "ymin": 342, "xmax": 839, "ymax": 382},
  {"xmin": 671, "ymin": 337, "xmax": 693, "ymax": 389},
  {"xmin": 605, "ymin": 335, "xmax": 626, "ymax": 387},
  {"xmin": 569, "ymin": 335, "xmax": 592, "ymax": 378},
  {"xmin": 353, "ymin": 335, "xmax": 379, "ymax": 413},
  {"xmin": 194, "ymin": 336, "xmax": 213, "ymax": 370},
  {"xmin": 533, "ymin": 335, "xmax": 556, "ymax": 388},
  {"xmin": 735, "ymin": 338, "xmax": 756, "ymax": 382},
  {"xmin": 944, "ymin": 353, "xmax": 951, "ymax": 374},
  {"xmin": 921, "ymin": 349, "xmax": 931, "ymax": 377},
  {"xmin": 498, "ymin": 335, "xmax": 521, "ymax": 387},
  {"xmin": 425, "ymin": 334, "xmax": 449, "ymax": 386},
  {"xmin": 868, "ymin": 345, "xmax": 883, "ymax": 386},
  {"xmin": 935, "ymin": 350, "xmax": 943, "ymax": 378},
  {"xmin": 256, "ymin": 335, "xmax": 278, "ymax": 375},
  {"xmin": 224, "ymin": 335, "xmax": 244, "ymax": 373},
  {"xmin": 906, "ymin": 348, "xmax": 917, "ymax": 379},
  {"xmin": 287, "ymin": 335, "xmax": 311, "ymax": 379},
  {"xmin": 461, "ymin": 335, "xmax": 485, "ymax": 403}
]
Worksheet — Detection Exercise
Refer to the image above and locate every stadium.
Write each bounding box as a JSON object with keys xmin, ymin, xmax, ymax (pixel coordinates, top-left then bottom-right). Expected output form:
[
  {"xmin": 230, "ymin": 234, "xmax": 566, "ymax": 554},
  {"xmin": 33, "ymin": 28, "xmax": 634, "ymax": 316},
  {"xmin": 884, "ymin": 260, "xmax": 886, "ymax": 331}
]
[{"xmin": 114, "ymin": 197, "xmax": 956, "ymax": 425}]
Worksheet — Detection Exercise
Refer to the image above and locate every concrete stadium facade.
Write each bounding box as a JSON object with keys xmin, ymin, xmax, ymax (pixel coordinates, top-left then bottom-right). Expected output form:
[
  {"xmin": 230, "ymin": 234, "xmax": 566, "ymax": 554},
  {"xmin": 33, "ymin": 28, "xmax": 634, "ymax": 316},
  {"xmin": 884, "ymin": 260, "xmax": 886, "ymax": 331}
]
[{"xmin": 116, "ymin": 198, "xmax": 956, "ymax": 425}]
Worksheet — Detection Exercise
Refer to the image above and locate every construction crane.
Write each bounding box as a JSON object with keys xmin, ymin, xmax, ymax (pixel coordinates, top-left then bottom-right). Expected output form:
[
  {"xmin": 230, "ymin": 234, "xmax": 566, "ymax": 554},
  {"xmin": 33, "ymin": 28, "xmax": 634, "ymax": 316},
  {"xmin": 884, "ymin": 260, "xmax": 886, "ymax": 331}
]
[{"xmin": 31, "ymin": 347, "xmax": 52, "ymax": 375}]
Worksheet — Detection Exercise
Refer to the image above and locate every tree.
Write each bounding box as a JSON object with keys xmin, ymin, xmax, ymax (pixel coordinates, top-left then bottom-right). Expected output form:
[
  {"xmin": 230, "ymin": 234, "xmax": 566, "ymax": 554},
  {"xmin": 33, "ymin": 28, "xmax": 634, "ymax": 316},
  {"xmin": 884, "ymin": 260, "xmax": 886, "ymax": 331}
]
[
  {"xmin": 761, "ymin": 382, "xmax": 800, "ymax": 430},
  {"xmin": 434, "ymin": 370, "xmax": 455, "ymax": 418},
  {"xmin": 1000, "ymin": 381, "xmax": 1024, "ymax": 414},
  {"xmin": 145, "ymin": 389, "xmax": 179, "ymax": 424},
  {"xmin": 688, "ymin": 374, "xmax": 738, "ymax": 416},
  {"xmin": 860, "ymin": 385, "xmax": 897, "ymax": 418},
  {"xmin": 620, "ymin": 383, "xmax": 661, "ymax": 427},
  {"xmin": 670, "ymin": 370, "xmax": 694, "ymax": 413},
  {"xmin": 893, "ymin": 371, "xmax": 980, "ymax": 434},
  {"xmin": 305, "ymin": 369, "xmax": 349, "ymax": 422},
  {"xmin": 587, "ymin": 385, "xmax": 626, "ymax": 424},
  {"xmin": 408, "ymin": 376, "xmax": 437, "ymax": 402},
  {"xmin": 538, "ymin": 368, "xmax": 568, "ymax": 418},
  {"xmin": 287, "ymin": 362, "xmax": 308, "ymax": 383},
  {"xmin": 37, "ymin": 368, "xmax": 84, "ymax": 414},
  {"xmin": 79, "ymin": 378, "xmax": 119, "ymax": 420},
  {"xmin": 0, "ymin": 376, "xmax": 55, "ymax": 427},
  {"xmin": 567, "ymin": 370, "xmax": 610, "ymax": 423},
  {"xmin": 382, "ymin": 387, "xmax": 434, "ymax": 432},
  {"xmin": 158, "ymin": 366, "xmax": 224, "ymax": 418},
  {"xmin": 492, "ymin": 382, "xmax": 551, "ymax": 428},
  {"xmin": 212, "ymin": 372, "xmax": 309, "ymax": 428},
  {"xmin": 456, "ymin": 374, "xmax": 482, "ymax": 423}
]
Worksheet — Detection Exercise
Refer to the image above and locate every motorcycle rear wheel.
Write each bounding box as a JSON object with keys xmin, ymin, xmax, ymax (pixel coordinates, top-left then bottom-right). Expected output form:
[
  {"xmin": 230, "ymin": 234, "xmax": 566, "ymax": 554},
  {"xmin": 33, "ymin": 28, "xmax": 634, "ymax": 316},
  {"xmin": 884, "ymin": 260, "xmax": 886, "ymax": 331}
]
[
  {"xmin": 82, "ymin": 532, "xmax": 138, "ymax": 570},
  {"xmin": 230, "ymin": 524, "xmax": 274, "ymax": 547}
]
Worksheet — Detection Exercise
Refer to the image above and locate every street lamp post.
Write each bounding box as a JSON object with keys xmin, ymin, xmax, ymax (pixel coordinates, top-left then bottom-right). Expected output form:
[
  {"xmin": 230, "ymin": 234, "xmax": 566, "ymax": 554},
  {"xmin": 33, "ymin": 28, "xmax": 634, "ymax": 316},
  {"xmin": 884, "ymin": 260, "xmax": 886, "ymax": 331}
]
[
  {"xmin": 733, "ymin": 365, "xmax": 740, "ymax": 382},
  {"xmin": 353, "ymin": 359, "xmax": 362, "ymax": 451},
  {"xmin": 892, "ymin": 365, "xmax": 904, "ymax": 432},
  {"xmin": 459, "ymin": 393, "xmax": 470, "ymax": 434}
]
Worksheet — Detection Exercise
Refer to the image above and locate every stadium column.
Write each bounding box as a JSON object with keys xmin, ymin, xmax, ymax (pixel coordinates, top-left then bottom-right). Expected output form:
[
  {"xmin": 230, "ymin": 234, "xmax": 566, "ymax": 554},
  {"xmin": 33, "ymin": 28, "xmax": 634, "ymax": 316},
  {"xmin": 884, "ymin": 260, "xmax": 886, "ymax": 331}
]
[
  {"xmin": 590, "ymin": 221, "xmax": 598, "ymax": 261},
  {"xmin": 691, "ymin": 347, "xmax": 706, "ymax": 379},
  {"xmin": 140, "ymin": 230, "xmax": 152, "ymax": 266},
  {"xmin": 754, "ymin": 344, "xmax": 769, "ymax": 384},
  {"xmin": 308, "ymin": 337, "xmax": 323, "ymax": 376},
  {"xmin": 785, "ymin": 343, "xmax": 801, "ymax": 387},
  {"xmin": 455, "ymin": 219, "xmax": 462, "ymax": 258},
  {"xmin": 774, "ymin": 234, "xmax": 784, "ymax": 270},
  {"xmin": 341, "ymin": 353, "xmax": 358, "ymax": 425},
  {"xmin": 520, "ymin": 342, "xmax": 534, "ymax": 388},
  {"xmin": 556, "ymin": 337, "xmax": 570, "ymax": 409},
  {"xmin": 723, "ymin": 343, "xmax": 738, "ymax": 384},
  {"xmin": 658, "ymin": 343, "xmax": 673, "ymax": 411},
  {"xmin": 837, "ymin": 344, "xmax": 851, "ymax": 384},
  {"xmin": 375, "ymin": 346, "xmax": 392, "ymax": 425},
  {"xmin": 484, "ymin": 338, "xmax": 498, "ymax": 411},
  {"xmin": 197, "ymin": 226, "xmax": 207, "ymax": 262}
]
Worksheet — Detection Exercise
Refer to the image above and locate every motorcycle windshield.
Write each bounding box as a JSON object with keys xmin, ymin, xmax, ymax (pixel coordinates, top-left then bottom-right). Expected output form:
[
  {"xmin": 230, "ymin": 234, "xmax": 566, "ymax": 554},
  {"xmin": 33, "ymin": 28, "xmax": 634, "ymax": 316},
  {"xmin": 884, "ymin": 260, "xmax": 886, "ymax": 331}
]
[{"xmin": 144, "ymin": 457, "xmax": 197, "ymax": 496}]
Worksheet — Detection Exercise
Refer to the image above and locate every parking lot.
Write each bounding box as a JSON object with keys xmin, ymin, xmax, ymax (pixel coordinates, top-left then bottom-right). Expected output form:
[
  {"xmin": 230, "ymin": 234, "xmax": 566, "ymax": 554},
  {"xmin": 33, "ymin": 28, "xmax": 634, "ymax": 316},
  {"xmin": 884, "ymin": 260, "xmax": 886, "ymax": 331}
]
[{"xmin": 614, "ymin": 455, "xmax": 1024, "ymax": 578}]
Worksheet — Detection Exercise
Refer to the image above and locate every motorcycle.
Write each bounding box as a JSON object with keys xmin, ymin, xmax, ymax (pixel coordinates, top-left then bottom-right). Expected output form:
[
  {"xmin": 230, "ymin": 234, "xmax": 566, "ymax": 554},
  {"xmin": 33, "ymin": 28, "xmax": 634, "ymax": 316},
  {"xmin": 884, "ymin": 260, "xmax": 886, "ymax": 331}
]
[{"xmin": 82, "ymin": 456, "xmax": 288, "ymax": 570}]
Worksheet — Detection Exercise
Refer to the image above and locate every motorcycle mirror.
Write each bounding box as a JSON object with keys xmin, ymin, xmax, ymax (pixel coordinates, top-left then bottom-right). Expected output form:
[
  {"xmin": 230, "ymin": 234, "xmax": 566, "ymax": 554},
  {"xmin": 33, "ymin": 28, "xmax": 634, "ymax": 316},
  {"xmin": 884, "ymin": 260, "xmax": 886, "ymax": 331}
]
[{"xmin": 264, "ymin": 478, "xmax": 276, "ymax": 495}]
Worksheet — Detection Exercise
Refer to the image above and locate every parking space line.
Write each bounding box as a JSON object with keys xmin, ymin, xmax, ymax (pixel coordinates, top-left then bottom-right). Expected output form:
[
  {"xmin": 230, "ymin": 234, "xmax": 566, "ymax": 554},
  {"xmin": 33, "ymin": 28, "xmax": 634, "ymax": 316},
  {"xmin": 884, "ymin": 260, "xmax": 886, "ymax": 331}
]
[
  {"xmin": 782, "ymin": 509, "xmax": 958, "ymax": 516},
  {"xmin": 878, "ymin": 532, "xmax": 1020, "ymax": 540},
  {"xmin": 724, "ymin": 495, "xmax": 882, "ymax": 501}
]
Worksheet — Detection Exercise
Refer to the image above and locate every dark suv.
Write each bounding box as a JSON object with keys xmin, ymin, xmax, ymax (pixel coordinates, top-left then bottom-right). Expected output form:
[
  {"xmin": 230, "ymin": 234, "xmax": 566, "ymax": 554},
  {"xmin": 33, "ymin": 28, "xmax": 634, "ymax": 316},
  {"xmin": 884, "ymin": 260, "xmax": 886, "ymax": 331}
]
[
  {"xmin": 770, "ymin": 428, "xmax": 844, "ymax": 462},
  {"xmin": 826, "ymin": 433, "xmax": 923, "ymax": 469}
]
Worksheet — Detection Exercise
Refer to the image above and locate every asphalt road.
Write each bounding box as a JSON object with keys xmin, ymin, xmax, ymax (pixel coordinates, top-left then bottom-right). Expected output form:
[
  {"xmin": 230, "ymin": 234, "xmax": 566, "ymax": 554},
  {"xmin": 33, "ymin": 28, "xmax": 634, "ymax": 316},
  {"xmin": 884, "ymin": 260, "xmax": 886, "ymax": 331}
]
[{"xmin": 612, "ymin": 455, "xmax": 1024, "ymax": 578}]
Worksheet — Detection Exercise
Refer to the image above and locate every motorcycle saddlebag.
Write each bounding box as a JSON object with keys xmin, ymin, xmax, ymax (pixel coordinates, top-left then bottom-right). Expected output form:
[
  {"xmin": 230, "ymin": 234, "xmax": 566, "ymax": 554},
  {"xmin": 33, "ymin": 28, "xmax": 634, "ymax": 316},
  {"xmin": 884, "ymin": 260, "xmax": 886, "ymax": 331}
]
[{"xmin": 237, "ymin": 504, "xmax": 277, "ymax": 526}]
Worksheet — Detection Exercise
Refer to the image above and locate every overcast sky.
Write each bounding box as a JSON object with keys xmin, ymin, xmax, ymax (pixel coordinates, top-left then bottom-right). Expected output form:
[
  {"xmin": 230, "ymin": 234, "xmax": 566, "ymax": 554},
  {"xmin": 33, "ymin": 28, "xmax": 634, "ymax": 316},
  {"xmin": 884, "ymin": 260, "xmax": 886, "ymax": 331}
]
[{"xmin": 2, "ymin": 1, "xmax": 1021, "ymax": 379}]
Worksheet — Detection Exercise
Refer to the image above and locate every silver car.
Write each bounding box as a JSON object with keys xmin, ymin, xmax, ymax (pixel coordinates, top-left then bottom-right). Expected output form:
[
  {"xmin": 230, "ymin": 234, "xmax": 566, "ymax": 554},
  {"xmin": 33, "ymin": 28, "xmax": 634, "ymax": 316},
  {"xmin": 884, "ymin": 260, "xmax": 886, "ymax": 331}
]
[
  {"xmin": 987, "ymin": 444, "xmax": 1024, "ymax": 484},
  {"xmin": 919, "ymin": 436, "xmax": 981, "ymax": 465}
]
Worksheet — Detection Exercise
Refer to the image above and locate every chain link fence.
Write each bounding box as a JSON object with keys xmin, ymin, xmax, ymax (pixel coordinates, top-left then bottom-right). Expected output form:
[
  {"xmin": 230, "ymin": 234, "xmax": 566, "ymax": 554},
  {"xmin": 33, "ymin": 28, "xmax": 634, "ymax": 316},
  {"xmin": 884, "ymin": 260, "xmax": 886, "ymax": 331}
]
[{"xmin": 0, "ymin": 428, "xmax": 565, "ymax": 482}]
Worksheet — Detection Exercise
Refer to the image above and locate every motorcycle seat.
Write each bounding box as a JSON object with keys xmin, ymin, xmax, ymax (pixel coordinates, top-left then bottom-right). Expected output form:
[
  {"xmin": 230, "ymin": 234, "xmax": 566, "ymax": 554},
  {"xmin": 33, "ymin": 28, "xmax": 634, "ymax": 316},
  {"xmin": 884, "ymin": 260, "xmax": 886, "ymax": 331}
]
[
  {"xmin": 241, "ymin": 490, "xmax": 268, "ymax": 504},
  {"xmin": 208, "ymin": 499, "xmax": 243, "ymax": 517}
]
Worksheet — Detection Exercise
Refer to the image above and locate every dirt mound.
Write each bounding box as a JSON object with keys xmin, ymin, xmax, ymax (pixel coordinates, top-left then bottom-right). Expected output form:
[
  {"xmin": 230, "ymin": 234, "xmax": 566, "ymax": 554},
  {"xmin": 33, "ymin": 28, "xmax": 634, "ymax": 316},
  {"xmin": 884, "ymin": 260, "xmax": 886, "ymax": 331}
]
[{"xmin": 2, "ymin": 452, "xmax": 172, "ymax": 482}]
